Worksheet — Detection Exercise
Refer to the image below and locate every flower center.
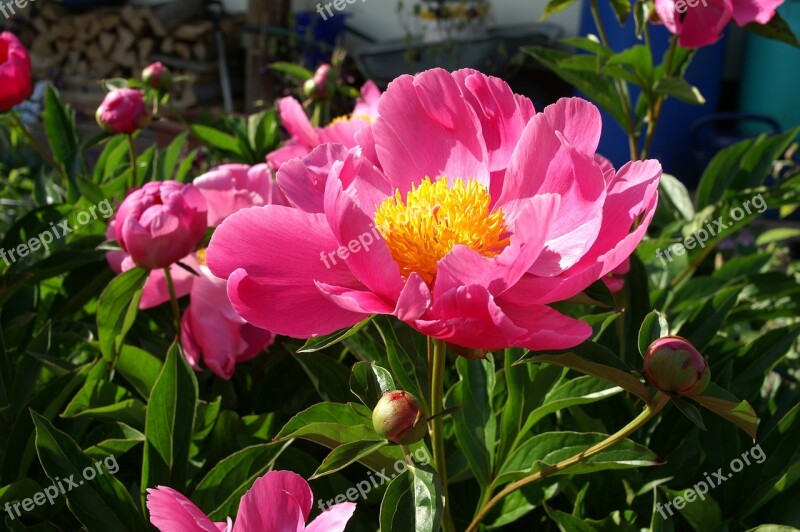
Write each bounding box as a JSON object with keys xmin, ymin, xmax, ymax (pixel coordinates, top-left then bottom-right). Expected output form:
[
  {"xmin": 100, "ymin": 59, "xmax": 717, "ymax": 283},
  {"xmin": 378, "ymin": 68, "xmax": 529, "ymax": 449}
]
[{"xmin": 374, "ymin": 177, "xmax": 510, "ymax": 284}]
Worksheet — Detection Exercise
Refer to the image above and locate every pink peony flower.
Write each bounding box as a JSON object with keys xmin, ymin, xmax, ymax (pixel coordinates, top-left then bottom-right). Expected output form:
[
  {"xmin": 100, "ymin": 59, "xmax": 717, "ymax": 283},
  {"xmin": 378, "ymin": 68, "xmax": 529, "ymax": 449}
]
[
  {"xmin": 142, "ymin": 61, "xmax": 171, "ymax": 89},
  {"xmin": 0, "ymin": 32, "xmax": 33, "ymax": 113},
  {"xmin": 655, "ymin": 0, "xmax": 783, "ymax": 48},
  {"xmin": 266, "ymin": 81, "xmax": 381, "ymax": 171},
  {"xmin": 181, "ymin": 250, "xmax": 275, "ymax": 380},
  {"xmin": 115, "ymin": 181, "xmax": 207, "ymax": 269},
  {"xmin": 96, "ymin": 88, "xmax": 151, "ymax": 134},
  {"xmin": 147, "ymin": 470, "xmax": 356, "ymax": 532},
  {"xmin": 208, "ymin": 69, "xmax": 661, "ymax": 352},
  {"xmin": 106, "ymin": 237, "xmax": 196, "ymax": 310},
  {"xmin": 194, "ymin": 163, "xmax": 288, "ymax": 227}
]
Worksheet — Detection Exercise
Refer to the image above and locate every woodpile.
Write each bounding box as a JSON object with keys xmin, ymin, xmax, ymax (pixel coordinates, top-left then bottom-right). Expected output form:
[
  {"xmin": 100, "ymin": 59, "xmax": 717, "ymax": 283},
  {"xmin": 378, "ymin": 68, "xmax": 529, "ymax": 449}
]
[{"xmin": 19, "ymin": 0, "xmax": 241, "ymax": 111}]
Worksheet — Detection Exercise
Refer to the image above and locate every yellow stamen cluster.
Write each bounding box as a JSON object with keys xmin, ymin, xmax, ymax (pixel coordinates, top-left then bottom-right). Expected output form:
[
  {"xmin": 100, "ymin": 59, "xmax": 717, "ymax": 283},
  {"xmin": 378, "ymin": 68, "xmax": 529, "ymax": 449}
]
[
  {"xmin": 196, "ymin": 248, "xmax": 207, "ymax": 266},
  {"xmin": 374, "ymin": 177, "xmax": 509, "ymax": 284}
]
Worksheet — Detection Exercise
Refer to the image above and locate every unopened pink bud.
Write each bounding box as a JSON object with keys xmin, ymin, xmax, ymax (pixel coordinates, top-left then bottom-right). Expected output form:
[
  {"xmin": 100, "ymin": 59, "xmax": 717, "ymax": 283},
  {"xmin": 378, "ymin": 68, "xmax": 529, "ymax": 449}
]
[
  {"xmin": 372, "ymin": 390, "xmax": 427, "ymax": 445},
  {"xmin": 644, "ymin": 336, "xmax": 710, "ymax": 396}
]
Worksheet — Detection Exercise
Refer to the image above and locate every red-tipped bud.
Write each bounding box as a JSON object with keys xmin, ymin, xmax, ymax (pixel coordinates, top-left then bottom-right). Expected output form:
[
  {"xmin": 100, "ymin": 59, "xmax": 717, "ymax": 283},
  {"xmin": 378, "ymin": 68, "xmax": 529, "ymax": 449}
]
[
  {"xmin": 142, "ymin": 62, "xmax": 172, "ymax": 90},
  {"xmin": 303, "ymin": 64, "xmax": 333, "ymax": 99},
  {"xmin": 644, "ymin": 336, "xmax": 710, "ymax": 396},
  {"xmin": 372, "ymin": 390, "xmax": 427, "ymax": 445}
]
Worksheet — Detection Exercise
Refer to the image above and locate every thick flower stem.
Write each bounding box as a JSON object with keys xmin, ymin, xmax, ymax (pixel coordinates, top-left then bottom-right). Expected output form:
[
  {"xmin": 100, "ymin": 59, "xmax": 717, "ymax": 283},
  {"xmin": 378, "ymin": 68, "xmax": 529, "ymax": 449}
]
[
  {"xmin": 10, "ymin": 111, "xmax": 66, "ymax": 179},
  {"xmin": 163, "ymin": 267, "xmax": 181, "ymax": 341},
  {"xmin": 430, "ymin": 338, "xmax": 455, "ymax": 532},
  {"xmin": 128, "ymin": 134, "xmax": 138, "ymax": 188},
  {"xmin": 465, "ymin": 393, "xmax": 670, "ymax": 532}
]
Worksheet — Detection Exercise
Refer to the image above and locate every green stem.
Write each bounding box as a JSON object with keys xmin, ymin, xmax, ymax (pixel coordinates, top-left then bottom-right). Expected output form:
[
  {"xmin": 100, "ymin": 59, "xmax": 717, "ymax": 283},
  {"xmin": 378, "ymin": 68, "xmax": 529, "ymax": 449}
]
[
  {"xmin": 10, "ymin": 111, "xmax": 65, "ymax": 177},
  {"xmin": 588, "ymin": 0, "xmax": 639, "ymax": 160},
  {"xmin": 430, "ymin": 338, "xmax": 455, "ymax": 532},
  {"xmin": 163, "ymin": 267, "xmax": 182, "ymax": 341},
  {"xmin": 466, "ymin": 393, "xmax": 670, "ymax": 532},
  {"xmin": 128, "ymin": 134, "xmax": 138, "ymax": 188},
  {"xmin": 641, "ymin": 36, "xmax": 679, "ymax": 160}
]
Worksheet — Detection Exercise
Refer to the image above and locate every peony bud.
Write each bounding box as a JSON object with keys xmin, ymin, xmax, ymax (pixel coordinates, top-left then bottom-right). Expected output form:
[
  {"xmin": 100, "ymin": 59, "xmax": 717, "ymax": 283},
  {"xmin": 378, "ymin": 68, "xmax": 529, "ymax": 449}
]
[
  {"xmin": 142, "ymin": 62, "xmax": 172, "ymax": 90},
  {"xmin": 114, "ymin": 181, "xmax": 207, "ymax": 269},
  {"xmin": 0, "ymin": 32, "xmax": 33, "ymax": 113},
  {"xmin": 643, "ymin": 336, "xmax": 710, "ymax": 396},
  {"xmin": 96, "ymin": 88, "xmax": 151, "ymax": 134},
  {"xmin": 372, "ymin": 390, "xmax": 427, "ymax": 445},
  {"xmin": 303, "ymin": 64, "xmax": 332, "ymax": 99}
]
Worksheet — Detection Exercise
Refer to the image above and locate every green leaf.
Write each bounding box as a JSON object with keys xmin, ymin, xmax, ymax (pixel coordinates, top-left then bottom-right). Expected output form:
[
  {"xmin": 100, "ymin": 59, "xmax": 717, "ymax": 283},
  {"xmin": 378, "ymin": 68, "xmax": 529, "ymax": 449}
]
[
  {"xmin": 544, "ymin": 503, "xmax": 599, "ymax": 532},
  {"xmin": 373, "ymin": 318, "xmax": 430, "ymax": 412},
  {"xmin": 275, "ymin": 402, "xmax": 422, "ymax": 472},
  {"xmin": 515, "ymin": 376, "xmax": 623, "ymax": 444},
  {"xmin": 349, "ymin": 361, "xmax": 395, "ymax": 409},
  {"xmin": 156, "ymin": 131, "xmax": 188, "ymax": 180},
  {"xmin": 660, "ymin": 487, "xmax": 722, "ymax": 530},
  {"xmin": 83, "ymin": 423, "xmax": 145, "ymax": 460},
  {"xmin": 311, "ymin": 440, "xmax": 390, "ymax": 479},
  {"xmin": 755, "ymin": 227, "xmax": 800, "ymax": 246},
  {"xmin": 192, "ymin": 442, "xmax": 290, "ymax": 520},
  {"xmin": 653, "ymin": 78, "xmax": 706, "ymax": 105},
  {"xmin": 294, "ymin": 352, "xmax": 352, "ymax": 403},
  {"xmin": 745, "ymin": 13, "xmax": 800, "ymax": 47},
  {"xmin": 31, "ymin": 412, "xmax": 147, "ymax": 530},
  {"xmin": 541, "ymin": 0, "xmax": 579, "ymax": 18},
  {"xmin": 115, "ymin": 345, "xmax": 163, "ymax": 399},
  {"xmin": 447, "ymin": 358, "xmax": 496, "ymax": 488},
  {"xmin": 191, "ymin": 125, "xmax": 242, "ymax": 156},
  {"xmin": 609, "ymin": 0, "xmax": 631, "ymax": 25},
  {"xmin": 670, "ymin": 396, "xmax": 707, "ymax": 431},
  {"xmin": 638, "ymin": 310, "xmax": 670, "ymax": 357},
  {"xmin": 496, "ymin": 431, "xmax": 660, "ymax": 486},
  {"xmin": 690, "ymin": 383, "xmax": 758, "ymax": 439},
  {"xmin": 578, "ymin": 278, "xmax": 619, "ymax": 309},
  {"xmin": 247, "ymin": 110, "xmax": 279, "ymax": 157},
  {"xmin": 141, "ymin": 343, "xmax": 198, "ymax": 498},
  {"xmin": 695, "ymin": 128, "xmax": 800, "ymax": 208},
  {"xmin": 97, "ymin": 267, "xmax": 148, "ymax": 362},
  {"xmin": 42, "ymin": 83, "xmax": 78, "ymax": 166},
  {"xmin": 194, "ymin": 398, "xmax": 222, "ymax": 441},
  {"xmin": 527, "ymin": 342, "xmax": 652, "ymax": 404},
  {"xmin": 61, "ymin": 379, "xmax": 146, "ymax": 427},
  {"xmin": 297, "ymin": 316, "xmax": 373, "ymax": 353},
  {"xmin": 677, "ymin": 285, "xmax": 740, "ymax": 349},
  {"xmin": 270, "ymin": 62, "xmax": 314, "ymax": 80},
  {"xmin": 380, "ymin": 464, "xmax": 443, "ymax": 532}
]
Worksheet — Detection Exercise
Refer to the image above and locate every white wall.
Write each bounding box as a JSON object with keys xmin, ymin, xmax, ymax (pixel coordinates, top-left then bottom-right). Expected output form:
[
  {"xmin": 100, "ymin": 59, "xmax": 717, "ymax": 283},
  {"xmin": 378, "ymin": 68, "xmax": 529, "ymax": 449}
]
[{"xmin": 294, "ymin": 0, "xmax": 583, "ymax": 43}]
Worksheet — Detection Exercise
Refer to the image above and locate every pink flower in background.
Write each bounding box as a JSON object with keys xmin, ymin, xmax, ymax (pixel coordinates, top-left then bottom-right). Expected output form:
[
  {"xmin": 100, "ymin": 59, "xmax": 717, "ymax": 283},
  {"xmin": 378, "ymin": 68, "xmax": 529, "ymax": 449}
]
[
  {"xmin": 181, "ymin": 250, "xmax": 275, "ymax": 380},
  {"xmin": 208, "ymin": 68, "xmax": 661, "ymax": 351},
  {"xmin": 266, "ymin": 81, "xmax": 381, "ymax": 171},
  {"xmin": 142, "ymin": 61, "xmax": 171, "ymax": 89},
  {"xmin": 194, "ymin": 163, "xmax": 288, "ymax": 226},
  {"xmin": 114, "ymin": 181, "xmax": 207, "ymax": 269},
  {"xmin": 96, "ymin": 88, "xmax": 152, "ymax": 134},
  {"xmin": 147, "ymin": 470, "xmax": 356, "ymax": 532},
  {"xmin": 602, "ymin": 256, "xmax": 630, "ymax": 293},
  {"xmin": 0, "ymin": 32, "xmax": 33, "ymax": 113},
  {"xmin": 655, "ymin": 0, "xmax": 783, "ymax": 48}
]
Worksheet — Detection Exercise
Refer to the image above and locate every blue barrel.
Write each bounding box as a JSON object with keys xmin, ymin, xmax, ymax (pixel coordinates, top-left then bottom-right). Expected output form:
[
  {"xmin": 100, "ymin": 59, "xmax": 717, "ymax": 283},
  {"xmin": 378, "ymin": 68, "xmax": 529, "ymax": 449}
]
[
  {"xmin": 738, "ymin": 0, "xmax": 800, "ymax": 133},
  {"xmin": 578, "ymin": 0, "xmax": 727, "ymax": 185}
]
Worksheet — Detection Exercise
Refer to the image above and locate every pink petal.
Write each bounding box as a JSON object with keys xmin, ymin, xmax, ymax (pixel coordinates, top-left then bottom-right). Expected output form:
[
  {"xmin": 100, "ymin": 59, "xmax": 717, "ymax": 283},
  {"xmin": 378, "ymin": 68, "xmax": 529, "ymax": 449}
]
[
  {"xmin": 267, "ymin": 140, "xmax": 312, "ymax": 173},
  {"xmin": 146, "ymin": 487, "xmax": 221, "ymax": 532},
  {"xmin": 730, "ymin": 0, "xmax": 781, "ymax": 24},
  {"xmin": 207, "ymin": 206, "xmax": 369, "ymax": 338},
  {"xmin": 232, "ymin": 471, "xmax": 313, "ymax": 532},
  {"xmin": 352, "ymin": 80, "xmax": 381, "ymax": 118},
  {"xmin": 277, "ymin": 144, "xmax": 350, "ymax": 214},
  {"xmin": 315, "ymin": 281, "xmax": 395, "ymax": 314},
  {"xmin": 279, "ymin": 97, "xmax": 319, "ymax": 148},
  {"xmin": 373, "ymin": 69, "xmax": 489, "ymax": 194},
  {"xmin": 305, "ymin": 503, "xmax": 357, "ymax": 532}
]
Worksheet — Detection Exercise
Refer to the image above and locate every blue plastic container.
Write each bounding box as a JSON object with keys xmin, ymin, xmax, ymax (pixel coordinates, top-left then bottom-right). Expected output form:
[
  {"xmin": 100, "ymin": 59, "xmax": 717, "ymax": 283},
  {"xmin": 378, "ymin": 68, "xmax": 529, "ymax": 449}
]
[
  {"xmin": 738, "ymin": 0, "xmax": 800, "ymax": 133},
  {"xmin": 578, "ymin": 0, "xmax": 727, "ymax": 186},
  {"xmin": 294, "ymin": 11, "xmax": 350, "ymax": 68}
]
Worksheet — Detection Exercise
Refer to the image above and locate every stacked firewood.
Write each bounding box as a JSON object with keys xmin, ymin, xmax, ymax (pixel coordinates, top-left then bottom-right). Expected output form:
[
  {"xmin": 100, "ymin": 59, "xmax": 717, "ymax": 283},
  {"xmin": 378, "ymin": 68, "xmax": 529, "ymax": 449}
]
[{"xmin": 17, "ymin": 0, "xmax": 238, "ymax": 111}]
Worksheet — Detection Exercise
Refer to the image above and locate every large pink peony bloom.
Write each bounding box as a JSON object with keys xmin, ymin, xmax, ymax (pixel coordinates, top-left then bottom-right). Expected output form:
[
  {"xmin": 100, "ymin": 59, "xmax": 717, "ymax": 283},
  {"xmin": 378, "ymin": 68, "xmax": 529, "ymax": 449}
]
[
  {"xmin": 147, "ymin": 470, "xmax": 355, "ymax": 532},
  {"xmin": 655, "ymin": 0, "xmax": 783, "ymax": 48},
  {"xmin": 181, "ymin": 251, "xmax": 276, "ymax": 380},
  {"xmin": 266, "ymin": 81, "xmax": 381, "ymax": 171},
  {"xmin": 0, "ymin": 32, "xmax": 33, "ymax": 113},
  {"xmin": 208, "ymin": 69, "xmax": 661, "ymax": 351},
  {"xmin": 194, "ymin": 163, "xmax": 288, "ymax": 226}
]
